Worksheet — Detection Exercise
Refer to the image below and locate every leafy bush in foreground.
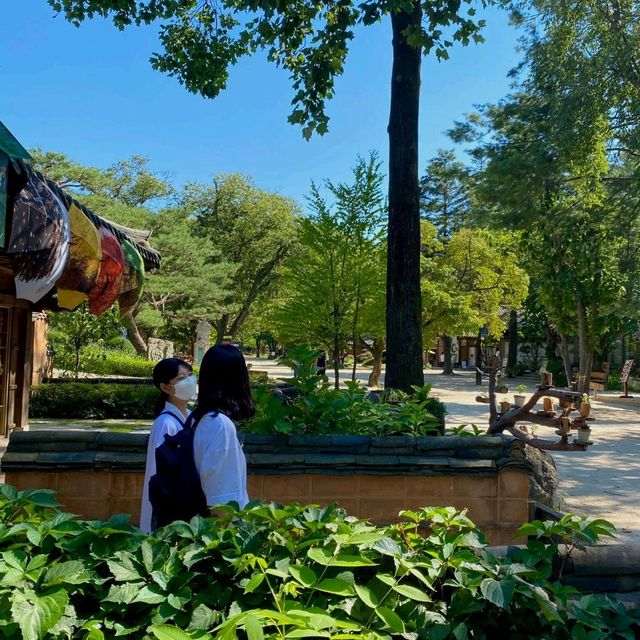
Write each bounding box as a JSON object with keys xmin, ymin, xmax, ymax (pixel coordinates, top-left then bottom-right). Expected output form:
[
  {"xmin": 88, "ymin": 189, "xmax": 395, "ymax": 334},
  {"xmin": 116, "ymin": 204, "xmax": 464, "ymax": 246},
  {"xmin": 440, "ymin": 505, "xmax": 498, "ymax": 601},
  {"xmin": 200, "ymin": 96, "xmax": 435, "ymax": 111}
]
[{"xmin": 0, "ymin": 484, "xmax": 637, "ymax": 640}]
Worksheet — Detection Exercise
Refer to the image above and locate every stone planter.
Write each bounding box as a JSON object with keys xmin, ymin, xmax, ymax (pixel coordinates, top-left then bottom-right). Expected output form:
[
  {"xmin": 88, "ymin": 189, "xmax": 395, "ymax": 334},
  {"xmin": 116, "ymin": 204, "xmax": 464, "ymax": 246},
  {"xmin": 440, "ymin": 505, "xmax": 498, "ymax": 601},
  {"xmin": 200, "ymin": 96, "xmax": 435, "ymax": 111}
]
[{"xmin": 2, "ymin": 430, "xmax": 534, "ymax": 545}]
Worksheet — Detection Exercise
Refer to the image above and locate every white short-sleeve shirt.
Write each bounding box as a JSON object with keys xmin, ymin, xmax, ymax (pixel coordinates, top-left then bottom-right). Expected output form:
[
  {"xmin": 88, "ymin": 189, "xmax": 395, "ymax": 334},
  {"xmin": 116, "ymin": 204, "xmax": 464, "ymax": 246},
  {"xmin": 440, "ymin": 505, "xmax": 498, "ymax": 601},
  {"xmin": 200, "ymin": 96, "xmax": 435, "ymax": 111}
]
[
  {"xmin": 193, "ymin": 411, "xmax": 249, "ymax": 509},
  {"xmin": 139, "ymin": 402, "xmax": 189, "ymax": 533}
]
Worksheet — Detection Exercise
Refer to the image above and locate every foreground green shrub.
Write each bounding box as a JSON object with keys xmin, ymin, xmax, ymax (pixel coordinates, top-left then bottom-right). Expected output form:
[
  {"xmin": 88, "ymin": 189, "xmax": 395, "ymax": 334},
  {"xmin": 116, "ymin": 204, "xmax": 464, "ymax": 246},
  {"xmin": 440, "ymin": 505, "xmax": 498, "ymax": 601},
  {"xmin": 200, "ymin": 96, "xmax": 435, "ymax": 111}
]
[
  {"xmin": 0, "ymin": 484, "xmax": 636, "ymax": 640},
  {"xmin": 30, "ymin": 383, "xmax": 158, "ymax": 419},
  {"xmin": 248, "ymin": 347, "xmax": 445, "ymax": 436}
]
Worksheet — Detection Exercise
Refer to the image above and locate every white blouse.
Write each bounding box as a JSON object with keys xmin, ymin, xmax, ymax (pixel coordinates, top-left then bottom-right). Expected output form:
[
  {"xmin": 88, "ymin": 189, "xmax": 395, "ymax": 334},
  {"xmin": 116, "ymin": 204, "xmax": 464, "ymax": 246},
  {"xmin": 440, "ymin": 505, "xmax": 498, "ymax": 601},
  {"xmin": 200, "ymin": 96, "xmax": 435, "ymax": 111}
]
[{"xmin": 193, "ymin": 411, "xmax": 249, "ymax": 509}]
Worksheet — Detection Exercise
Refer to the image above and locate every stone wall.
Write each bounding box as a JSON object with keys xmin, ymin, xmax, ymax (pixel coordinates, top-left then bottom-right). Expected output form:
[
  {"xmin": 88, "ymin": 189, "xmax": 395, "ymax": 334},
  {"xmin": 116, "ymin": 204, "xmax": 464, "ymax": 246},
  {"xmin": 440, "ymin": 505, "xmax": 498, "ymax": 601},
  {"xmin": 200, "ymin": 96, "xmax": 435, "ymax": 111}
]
[{"xmin": 2, "ymin": 431, "xmax": 533, "ymax": 545}]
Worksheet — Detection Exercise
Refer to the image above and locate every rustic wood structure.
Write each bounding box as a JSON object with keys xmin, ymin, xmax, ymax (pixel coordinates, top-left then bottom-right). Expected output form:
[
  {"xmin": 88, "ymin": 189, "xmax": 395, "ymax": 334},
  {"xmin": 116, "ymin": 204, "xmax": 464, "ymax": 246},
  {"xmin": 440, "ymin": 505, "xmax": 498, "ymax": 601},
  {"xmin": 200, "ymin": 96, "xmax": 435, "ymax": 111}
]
[{"xmin": 477, "ymin": 356, "xmax": 593, "ymax": 452}]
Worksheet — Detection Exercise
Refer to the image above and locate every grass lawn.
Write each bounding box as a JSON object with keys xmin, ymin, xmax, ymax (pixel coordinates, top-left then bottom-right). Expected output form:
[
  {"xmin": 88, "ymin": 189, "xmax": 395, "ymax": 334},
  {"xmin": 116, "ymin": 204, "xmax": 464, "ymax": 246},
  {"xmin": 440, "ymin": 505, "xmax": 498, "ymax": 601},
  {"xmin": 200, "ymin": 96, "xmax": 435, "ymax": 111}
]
[{"xmin": 29, "ymin": 419, "xmax": 150, "ymax": 432}]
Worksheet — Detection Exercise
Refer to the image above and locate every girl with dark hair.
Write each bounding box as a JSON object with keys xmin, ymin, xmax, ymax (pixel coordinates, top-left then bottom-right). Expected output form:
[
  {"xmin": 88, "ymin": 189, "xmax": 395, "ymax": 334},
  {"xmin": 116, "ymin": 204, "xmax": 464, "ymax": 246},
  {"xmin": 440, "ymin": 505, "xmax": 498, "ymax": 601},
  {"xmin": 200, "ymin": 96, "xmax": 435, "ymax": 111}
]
[
  {"xmin": 191, "ymin": 344, "xmax": 255, "ymax": 512},
  {"xmin": 140, "ymin": 357, "xmax": 196, "ymax": 532}
]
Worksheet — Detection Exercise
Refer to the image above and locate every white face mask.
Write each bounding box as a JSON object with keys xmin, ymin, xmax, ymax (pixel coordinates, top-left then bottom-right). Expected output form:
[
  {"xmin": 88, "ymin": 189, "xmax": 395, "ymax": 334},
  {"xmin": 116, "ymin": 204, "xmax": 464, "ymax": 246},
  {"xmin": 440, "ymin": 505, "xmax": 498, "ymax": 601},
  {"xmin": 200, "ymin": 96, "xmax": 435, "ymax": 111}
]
[{"xmin": 172, "ymin": 375, "xmax": 197, "ymax": 401}]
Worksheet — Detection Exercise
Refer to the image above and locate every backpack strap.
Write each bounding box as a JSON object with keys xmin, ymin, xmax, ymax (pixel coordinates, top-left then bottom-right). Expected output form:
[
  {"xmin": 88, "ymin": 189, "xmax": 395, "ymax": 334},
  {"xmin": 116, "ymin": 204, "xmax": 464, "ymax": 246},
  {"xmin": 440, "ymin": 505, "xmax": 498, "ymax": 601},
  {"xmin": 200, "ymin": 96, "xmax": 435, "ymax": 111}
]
[
  {"xmin": 157, "ymin": 410, "xmax": 186, "ymax": 429},
  {"xmin": 183, "ymin": 413, "xmax": 203, "ymax": 433}
]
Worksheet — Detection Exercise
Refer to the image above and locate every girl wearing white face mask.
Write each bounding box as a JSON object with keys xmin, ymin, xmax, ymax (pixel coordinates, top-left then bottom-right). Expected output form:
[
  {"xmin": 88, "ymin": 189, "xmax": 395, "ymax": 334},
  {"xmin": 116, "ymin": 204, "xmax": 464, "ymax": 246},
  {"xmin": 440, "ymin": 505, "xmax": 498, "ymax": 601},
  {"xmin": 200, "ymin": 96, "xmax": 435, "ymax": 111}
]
[{"xmin": 139, "ymin": 357, "xmax": 197, "ymax": 532}]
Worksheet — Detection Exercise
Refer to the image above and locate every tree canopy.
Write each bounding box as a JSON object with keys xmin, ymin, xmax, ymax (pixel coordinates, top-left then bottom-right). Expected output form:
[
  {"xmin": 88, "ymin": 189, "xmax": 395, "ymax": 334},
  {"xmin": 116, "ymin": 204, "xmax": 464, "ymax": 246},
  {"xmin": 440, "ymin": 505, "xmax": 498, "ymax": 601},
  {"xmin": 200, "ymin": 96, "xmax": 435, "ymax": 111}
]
[{"xmin": 49, "ymin": 0, "xmax": 500, "ymax": 390}]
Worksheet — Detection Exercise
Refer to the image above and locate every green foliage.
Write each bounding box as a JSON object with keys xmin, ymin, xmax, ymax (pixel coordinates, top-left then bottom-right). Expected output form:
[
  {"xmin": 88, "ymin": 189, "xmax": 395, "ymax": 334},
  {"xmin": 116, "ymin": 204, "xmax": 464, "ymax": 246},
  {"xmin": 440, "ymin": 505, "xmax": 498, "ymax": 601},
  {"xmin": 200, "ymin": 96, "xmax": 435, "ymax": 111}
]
[
  {"xmin": 48, "ymin": 306, "xmax": 122, "ymax": 378},
  {"xmin": 274, "ymin": 154, "xmax": 386, "ymax": 384},
  {"xmin": 545, "ymin": 358, "xmax": 568, "ymax": 388},
  {"xmin": 52, "ymin": 346, "xmax": 156, "ymax": 378},
  {"xmin": 183, "ymin": 173, "xmax": 299, "ymax": 342},
  {"xmin": 420, "ymin": 148, "xmax": 472, "ymax": 238},
  {"xmin": 47, "ymin": 1, "xmax": 496, "ymax": 139},
  {"xmin": 247, "ymin": 346, "xmax": 444, "ymax": 436},
  {"xmin": 0, "ymin": 485, "xmax": 636, "ymax": 639},
  {"xmin": 446, "ymin": 423, "xmax": 486, "ymax": 436},
  {"xmin": 421, "ymin": 224, "xmax": 529, "ymax": 346},
  {"xmin": 30, "ymin": 383, "xmax": 158, "ymax": 419},
  {"xmin": 607, "ymin": 371, "xmax": 621, "ymax": 391}
]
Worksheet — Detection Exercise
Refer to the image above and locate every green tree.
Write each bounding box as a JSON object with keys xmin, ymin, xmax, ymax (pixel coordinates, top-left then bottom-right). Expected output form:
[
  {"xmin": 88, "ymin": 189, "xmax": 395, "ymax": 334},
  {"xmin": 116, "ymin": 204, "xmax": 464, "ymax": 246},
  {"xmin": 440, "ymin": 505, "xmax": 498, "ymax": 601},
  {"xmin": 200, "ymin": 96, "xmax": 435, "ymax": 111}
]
[
  {"xmin": 48, "ymin": 305, "xmax": 120, "ymax": 377},
  {"xmin": 49, "ymin": 0, "xmax": 499, "ymax": 391},
  {"xmin": 276, "ymin": 155, "xmax": 386, "ymax": 388},
  {"xmin": 450, "ymin": 0, "xmax": 640, "ymax": 390},
  {"xmin": 31, "ymin": 149, "xmax": 236, "ymax": 356},
  {"xmin": 421, "ymin": 222, "xmax": 528, "ymax": 374},
  {"xmin": 182, "ymin": 174, "xmax": 299, "ymax": 343},
  {"xmin": 420, "ymin": 149, "xmax": 472, "ymax": 238}
]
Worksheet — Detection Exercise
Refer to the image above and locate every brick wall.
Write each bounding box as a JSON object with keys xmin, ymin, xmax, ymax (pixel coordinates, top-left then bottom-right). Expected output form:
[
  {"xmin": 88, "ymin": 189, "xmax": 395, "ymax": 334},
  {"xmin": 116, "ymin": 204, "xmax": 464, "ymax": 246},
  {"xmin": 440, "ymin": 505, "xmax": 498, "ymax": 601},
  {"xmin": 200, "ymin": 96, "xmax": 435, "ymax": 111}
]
[{"xmin": 3, "ymin": 431, "xmax": 533, "ymax": 545}]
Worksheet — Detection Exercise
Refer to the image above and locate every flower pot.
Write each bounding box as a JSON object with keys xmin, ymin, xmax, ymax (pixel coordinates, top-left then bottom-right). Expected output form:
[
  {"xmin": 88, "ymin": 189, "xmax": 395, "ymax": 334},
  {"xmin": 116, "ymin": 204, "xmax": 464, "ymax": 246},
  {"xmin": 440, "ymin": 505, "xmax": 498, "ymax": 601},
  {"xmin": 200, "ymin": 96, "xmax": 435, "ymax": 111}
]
[
  {"xmin": 513, "ymin": 394, "xmax": 526, "ymax": 408},
  {"xmin": 500, "ymin": 400, "xmax": 511, "ymax": 413},
  {"xmin": 577, "ymin": 427, "xmax": 591, "ymax": 443},
  {"xmin": 579, "ymin": 403, "xmax": 591, "ymax": 419}
]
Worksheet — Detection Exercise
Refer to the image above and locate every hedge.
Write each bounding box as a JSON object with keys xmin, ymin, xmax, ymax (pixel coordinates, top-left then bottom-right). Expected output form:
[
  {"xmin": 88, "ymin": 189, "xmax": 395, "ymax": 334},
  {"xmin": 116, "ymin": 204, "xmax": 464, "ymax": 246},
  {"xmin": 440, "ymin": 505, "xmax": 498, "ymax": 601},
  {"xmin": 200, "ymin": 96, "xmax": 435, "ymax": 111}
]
[
  {"xmin": 0, "ymin": 486, "xmax": 636, "ymax": 640},
  {"xmin": 30, "ymin": 383, "xmax": 158, "ymax": 420}
]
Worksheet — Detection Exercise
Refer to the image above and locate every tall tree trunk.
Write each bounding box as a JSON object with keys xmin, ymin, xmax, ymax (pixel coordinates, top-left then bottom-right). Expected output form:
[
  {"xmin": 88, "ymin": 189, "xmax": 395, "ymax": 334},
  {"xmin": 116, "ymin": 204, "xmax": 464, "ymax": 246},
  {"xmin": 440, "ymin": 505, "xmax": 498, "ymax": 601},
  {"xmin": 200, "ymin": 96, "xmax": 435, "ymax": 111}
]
[
  {"xmin": 443, "ymin": 334, "xmax": 454, "ymax": 375},
  {"xmin": 333, "ymin": 335, "xmax": 341, "ymax": 390},
  {"xmin": 507, "ymin": 309, "xmax": 518, "ymax": 375},
  {"xmin": 351, "ymin": 288, "xmax": 361, "ymax": 382},
  {"xmin": 368, "ymin": 337, "xmax": 385, "ymax": 387},
  {"xmin": 215, "ymin": 315, "xmax": 229, "ymax": 344},
  {"xmin": 385, "ymin": 3, "xmax": 424, "ymax": 392},
  {"xmin": 122, "ymin": 313, "xmax": 148, "ymax": 357},
  {"xmin": 576, "ymin": 297, "xmax": 593, "ymax": 394},
  {"xmin": 558, "ymin": 332, "xmax": 572, "ymax": 388}
]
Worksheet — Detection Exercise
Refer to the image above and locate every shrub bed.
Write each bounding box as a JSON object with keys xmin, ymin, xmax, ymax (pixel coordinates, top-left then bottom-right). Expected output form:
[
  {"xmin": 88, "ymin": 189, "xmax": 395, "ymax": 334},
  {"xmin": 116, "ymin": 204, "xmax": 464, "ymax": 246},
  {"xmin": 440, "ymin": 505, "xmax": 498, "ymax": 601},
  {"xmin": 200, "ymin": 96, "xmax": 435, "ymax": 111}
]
[
  {"xmin": 0, "ymin": 485, "xmax": 636, "ymax": 640},
  {"xmin": 56, "ymin": 349, "xmax": 157, "ymax": 378},
  {"xmin": 30, "ymin": 383, "xmax": 158, "ymax": 419}
]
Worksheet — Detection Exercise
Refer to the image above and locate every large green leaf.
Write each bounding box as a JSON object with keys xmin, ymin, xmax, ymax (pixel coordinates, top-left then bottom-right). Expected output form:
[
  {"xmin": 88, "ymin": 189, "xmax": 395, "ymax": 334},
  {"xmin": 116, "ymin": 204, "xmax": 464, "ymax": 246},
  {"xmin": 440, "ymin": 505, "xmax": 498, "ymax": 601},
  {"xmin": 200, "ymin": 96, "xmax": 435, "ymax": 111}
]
[
  {"xmin": 315, "ymin": 578, "xmax": 355, "ymax": 596},
  {"xmin": 11, "ymin": 588, "xmax": 68, "ymax": 640},
  {"xmin": 375, "ymin": 606, "xmax": 405, "ymax": 633},
  {"xmin": 243, "ymin": 613, "xmax": 264, "ymax": 640},
  {"xmin": 288, "ymin": 565, "xmax": 317, "ymax": 587},
  {"xmin": 244, "ymin": 573, "xmax": 265, "ymax": 593},
  {"xmin": 152, "ymin": 624, "xmax": 196, "ymax": 640},
  {"xmin": 354, "ymin": 584, "xmax": 379, "ymax": 608},
  {"xmin": 393, "ymin": 584, "xmax": 431, "ymax": 603},
  {"xmin": 43, "ymin": 560, "xmax": 91, "ymax": 586},
  {"xmin": 480, "ymin": 578, "xmax": 514, "ymax": 609},
  {"xmin": 134, "ymin": 585, "xmax": 167, "ymax": 604},
  {"xmin": 103, "ymin": 583, "xmax": 143, "ymax": 604},
  {"xmin": 107, "ymin": 554, "xmax": 142, "ymax": 581}
]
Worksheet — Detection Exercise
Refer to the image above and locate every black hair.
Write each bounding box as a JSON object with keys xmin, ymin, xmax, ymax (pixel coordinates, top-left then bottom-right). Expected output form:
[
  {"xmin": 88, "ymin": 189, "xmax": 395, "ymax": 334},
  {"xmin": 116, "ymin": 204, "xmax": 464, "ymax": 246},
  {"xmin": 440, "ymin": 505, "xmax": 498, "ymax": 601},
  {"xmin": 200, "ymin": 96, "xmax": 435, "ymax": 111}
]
[
  {"xmin": 152, "ymin": 357, "xmax": 193, "ymax": 417},
  {"xmin": 192, "ymin": 344, "xmax": 255, "ymax": 423}
]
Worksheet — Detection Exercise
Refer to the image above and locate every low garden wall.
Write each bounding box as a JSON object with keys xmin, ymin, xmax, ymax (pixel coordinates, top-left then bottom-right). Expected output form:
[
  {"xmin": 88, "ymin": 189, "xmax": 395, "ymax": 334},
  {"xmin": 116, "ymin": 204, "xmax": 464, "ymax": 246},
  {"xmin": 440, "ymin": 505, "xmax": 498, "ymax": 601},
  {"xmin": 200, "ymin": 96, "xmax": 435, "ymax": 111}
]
[{"xmin": 2, "ymin": 430, "xmax": 533, "ymax": 545}]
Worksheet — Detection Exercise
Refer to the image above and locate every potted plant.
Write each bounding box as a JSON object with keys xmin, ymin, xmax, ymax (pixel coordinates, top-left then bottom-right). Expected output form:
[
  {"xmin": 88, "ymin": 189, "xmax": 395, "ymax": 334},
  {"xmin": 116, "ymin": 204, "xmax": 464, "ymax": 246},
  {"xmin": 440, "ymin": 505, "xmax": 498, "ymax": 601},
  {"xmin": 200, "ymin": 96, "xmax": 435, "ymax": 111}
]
[
  {"xmin": 513, "ymin": 384, "xmax": 527, "ymax": 408},
  {"xmin": 579, "ymin": 393, "xmax": 591, "ymax": 418},
  {"xmin": 576, "ymin": 424, "xmax": 592, "ymax": 443}
]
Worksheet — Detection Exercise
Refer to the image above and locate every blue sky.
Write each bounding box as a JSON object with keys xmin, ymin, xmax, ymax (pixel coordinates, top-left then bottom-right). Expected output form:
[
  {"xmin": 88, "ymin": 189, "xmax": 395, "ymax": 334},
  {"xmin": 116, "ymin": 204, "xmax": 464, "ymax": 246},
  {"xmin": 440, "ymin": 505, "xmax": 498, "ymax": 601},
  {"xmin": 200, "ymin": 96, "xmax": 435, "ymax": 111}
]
[{"xmin": 1, "ymin": 1, "xmax": 522, "ymax": 208}]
